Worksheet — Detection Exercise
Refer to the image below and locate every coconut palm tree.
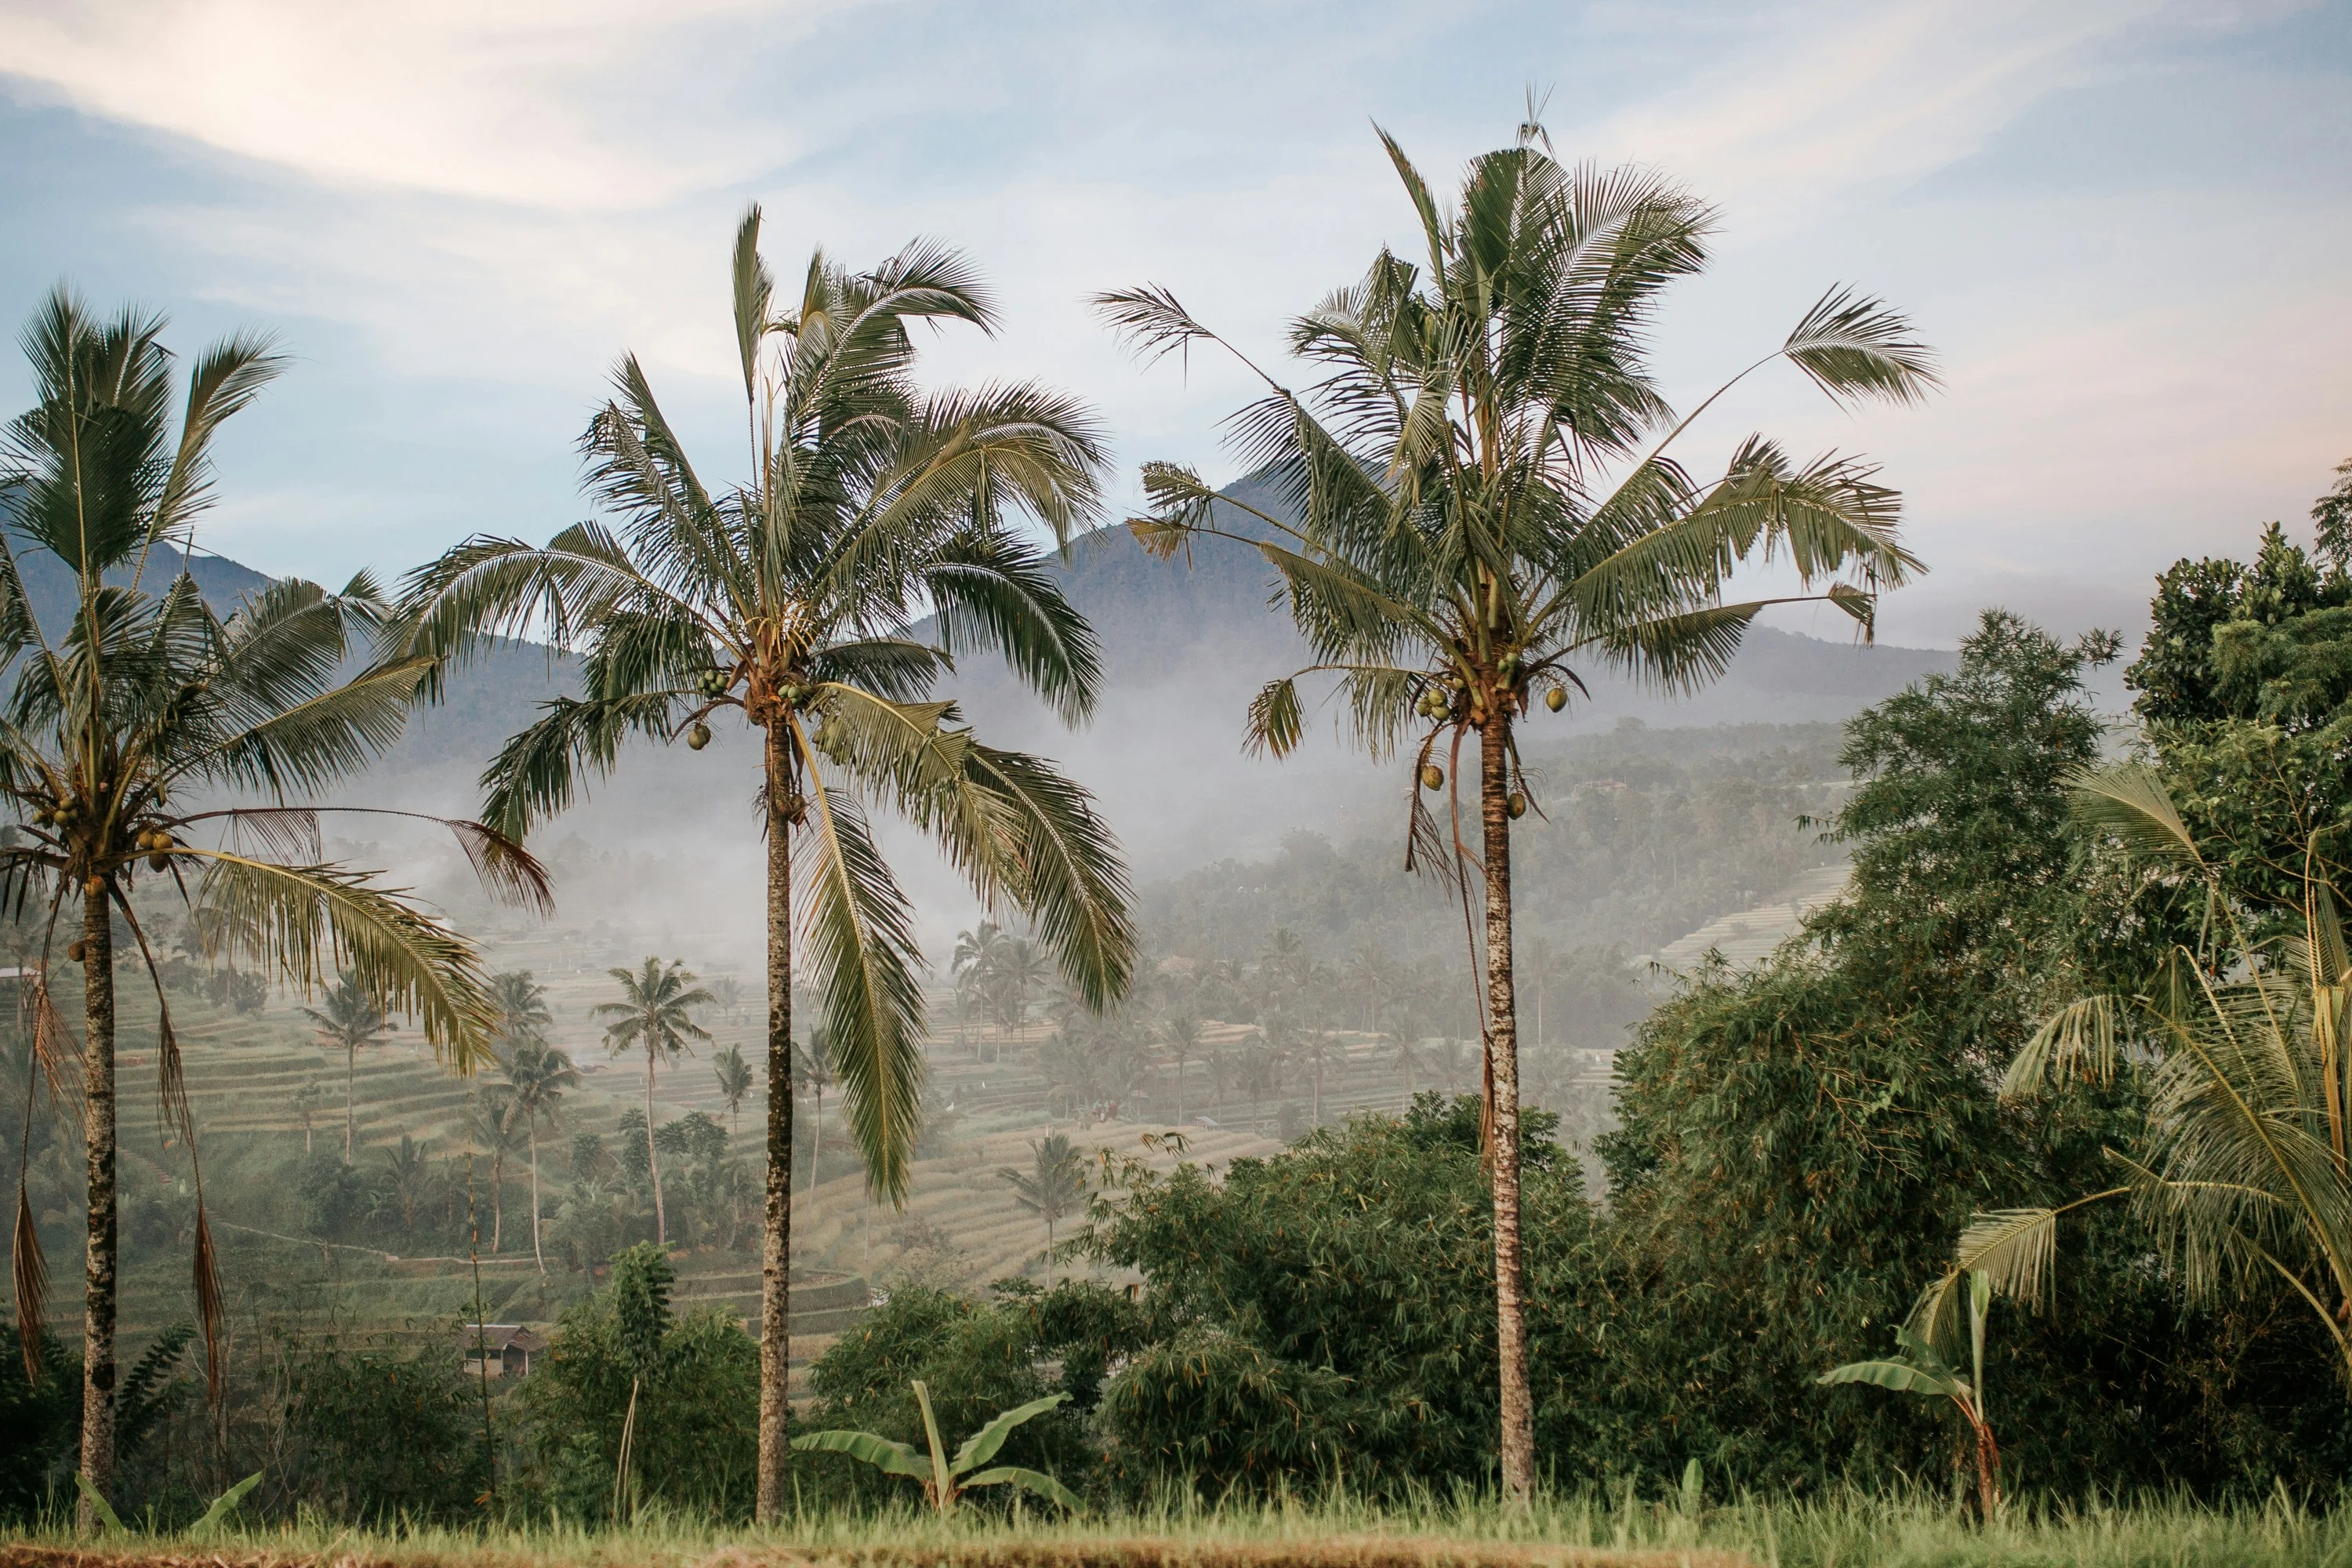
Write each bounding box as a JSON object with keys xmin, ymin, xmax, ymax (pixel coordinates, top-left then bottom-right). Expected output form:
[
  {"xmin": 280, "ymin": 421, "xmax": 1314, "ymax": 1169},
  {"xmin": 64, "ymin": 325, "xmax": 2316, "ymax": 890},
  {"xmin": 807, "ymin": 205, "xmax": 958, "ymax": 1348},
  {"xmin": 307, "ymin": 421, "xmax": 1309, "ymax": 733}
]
[
  {"xmin": 301, "ymin": 973, "xmax": 391, "ymax": 1162},
  {"xmin": 0, "ymin": 294, "xmax": 540, "ymax": 1524},
  {"xmin": 594, "ymin": 956, "xmax": 713, "ymax": 1246},
  {"xmin": 399, "ymin": 208, "xmax": 1136, "ymax": 1518},
  {"xmin": 713, "ymin": 1041, "xmax": 755, "ymax": 1134},
  {"xmin": 1000, "ymin": 1132, "xmax": 1087, "ymax": 1279},
  {"xmin": 795, "ymin": 1025, "xmax": 835, "ymax": 1191},
  {"xmin": 1099, "ymin": 122, "xmax": 1933, "ymax": 1495},
  {"xmin": 489, "ymin": 969, "xmax": 553, "ymax": 1056},
  {"xmin": 501, "ymin": 1035, "xmax": 579, "ymax": 1274},
  {"xmin": 466, "ymin": 1085, "xmax": 528, "ymax": 1251}
]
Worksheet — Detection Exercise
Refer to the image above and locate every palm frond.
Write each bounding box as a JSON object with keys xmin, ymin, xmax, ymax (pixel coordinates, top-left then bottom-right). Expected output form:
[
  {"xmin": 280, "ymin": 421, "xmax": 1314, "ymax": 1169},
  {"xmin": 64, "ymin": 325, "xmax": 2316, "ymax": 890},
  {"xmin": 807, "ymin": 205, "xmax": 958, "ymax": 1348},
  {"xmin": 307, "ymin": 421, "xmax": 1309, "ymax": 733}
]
[
  {"xmin": 2005, "ymin": 994, "xmax": 2137, "ymax": 1098},
  {"xmin": 2070, "ymin": 764, "xmax": 2207, "ymax": 870},
  {"xmin": 797, "ymin": 777, "xmax": 926, "ymax": 1204},
  {"xmin": 1781, "ymin": 285, "xmax": 1939, "ymax": 408},
  {"xmin": 191, "ymin": 851, "xmax": 498, "ymax": 1072}
]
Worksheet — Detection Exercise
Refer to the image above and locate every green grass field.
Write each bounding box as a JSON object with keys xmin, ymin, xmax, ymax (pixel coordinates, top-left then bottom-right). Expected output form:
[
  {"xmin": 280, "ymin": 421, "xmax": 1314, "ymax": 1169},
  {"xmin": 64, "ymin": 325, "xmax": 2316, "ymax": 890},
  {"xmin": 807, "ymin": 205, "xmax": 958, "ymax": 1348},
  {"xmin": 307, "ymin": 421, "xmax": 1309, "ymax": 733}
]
[{"xmin": 7, "ymin": 1488, "xmax": 2352, "ymax": 1568}]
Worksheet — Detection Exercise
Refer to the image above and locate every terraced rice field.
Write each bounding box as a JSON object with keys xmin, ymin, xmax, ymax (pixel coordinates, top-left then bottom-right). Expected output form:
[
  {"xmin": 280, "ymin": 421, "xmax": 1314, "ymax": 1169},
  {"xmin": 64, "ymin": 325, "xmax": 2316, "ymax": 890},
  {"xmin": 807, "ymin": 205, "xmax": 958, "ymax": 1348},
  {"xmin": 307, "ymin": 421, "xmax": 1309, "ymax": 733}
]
[{"xmin": 33, "ymin": 909, "xmax": 1614, "ymax": 1371}]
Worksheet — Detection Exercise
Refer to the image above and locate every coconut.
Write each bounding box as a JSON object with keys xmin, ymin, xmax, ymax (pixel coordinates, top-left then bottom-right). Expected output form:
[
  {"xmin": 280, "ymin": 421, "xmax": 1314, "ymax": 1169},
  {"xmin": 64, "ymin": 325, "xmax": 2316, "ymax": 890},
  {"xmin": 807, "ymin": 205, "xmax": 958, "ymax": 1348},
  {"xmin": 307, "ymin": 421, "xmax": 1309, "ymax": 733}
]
[
  {"xmin": 688, "ymin": 722, "xmax": 713, "ymax": 751},
  {"xmin": 1421, "ymin": 764, "xmax": 1445, "ymax": 791},
  {"xmin": 1544, "ymin": 686, "xmax": 1567, "ymax": 713},
  {"xmin": 1508, "ymin": 792, "xmax": 1527, "ymax": 819},
  {"xmin": 67, "ymin": 939, "xmax": 84, "ymax": 963}
]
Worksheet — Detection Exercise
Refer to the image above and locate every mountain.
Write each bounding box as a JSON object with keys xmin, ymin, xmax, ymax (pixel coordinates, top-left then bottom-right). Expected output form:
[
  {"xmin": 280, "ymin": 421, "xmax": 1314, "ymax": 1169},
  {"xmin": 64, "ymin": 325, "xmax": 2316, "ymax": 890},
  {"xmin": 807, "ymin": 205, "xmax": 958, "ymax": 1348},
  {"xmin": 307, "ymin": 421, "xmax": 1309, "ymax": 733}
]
[{"xmin": 939, "ymin": 472, "xmax": 1957, "ymax": 874}]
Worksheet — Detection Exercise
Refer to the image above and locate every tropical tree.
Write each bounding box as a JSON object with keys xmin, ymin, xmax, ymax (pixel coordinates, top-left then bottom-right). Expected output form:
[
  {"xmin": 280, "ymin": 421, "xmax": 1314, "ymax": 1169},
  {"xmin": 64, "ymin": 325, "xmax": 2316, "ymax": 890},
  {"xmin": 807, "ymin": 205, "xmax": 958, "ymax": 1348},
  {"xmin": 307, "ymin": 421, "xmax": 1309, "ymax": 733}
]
[
  {"xmin": 397, "ymin": 207, "xmax": 1136, "ymax": 1515},
  {"xmin": 796, "ymin": 1025, "xmax": 835, "ymax": 1191},
  {"xmin": 489, "ymin": 969, "xmax": 553, "ymax": 1056},
  {"xmin": 595, "ymin": 957, "xmax": 713, "ymax": 1246},
  {"xmin": 291, "ymin": 1079, "xmax": 324, "ymax": 1156},
  {"xmin": 1952, "ymin": 764, "xmax": 2352, "ymax": 1391},
  {"xmin": 1001, "ymin": 1132, "xmax": 1089, "ymax": 1279},
  {"xmin": 301, "ymin": 973, "xmax": 391, "ymax": 1162},
  {"xmin": 0, "ymin": 294, "xmax": 541, "ymax": 1522},
  {"xmin": 502, "ymin": 1035, "xmax": 579, "ymax": 1273},
  {"xmin": 1098, "ymin": 122, "xmax": 1932, "ymax": 1495},
  {"xmin": 466, "ymin": 1085, "xmax": 526, "ymax": 1251},
  {"xmin": 712, "ymin": 1042, "xmax": 755, "ymax": 1135}
]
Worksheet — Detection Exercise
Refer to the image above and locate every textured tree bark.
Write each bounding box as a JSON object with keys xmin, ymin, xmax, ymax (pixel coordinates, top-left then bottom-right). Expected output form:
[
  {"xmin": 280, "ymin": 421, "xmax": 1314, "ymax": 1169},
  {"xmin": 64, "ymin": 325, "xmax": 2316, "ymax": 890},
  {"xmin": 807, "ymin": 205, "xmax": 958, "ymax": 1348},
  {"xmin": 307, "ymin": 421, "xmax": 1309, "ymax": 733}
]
[
  {"xmin": 754, "ymin": 724, "xmax": 797, "ymax": 1522},
  {"xmin": 78, "ymin": 886, "xmax": 118, "ymax": 1526},
  {"xmin": 1480, "ymin": 719, "xmax": 1534, "ymax": 1501}
]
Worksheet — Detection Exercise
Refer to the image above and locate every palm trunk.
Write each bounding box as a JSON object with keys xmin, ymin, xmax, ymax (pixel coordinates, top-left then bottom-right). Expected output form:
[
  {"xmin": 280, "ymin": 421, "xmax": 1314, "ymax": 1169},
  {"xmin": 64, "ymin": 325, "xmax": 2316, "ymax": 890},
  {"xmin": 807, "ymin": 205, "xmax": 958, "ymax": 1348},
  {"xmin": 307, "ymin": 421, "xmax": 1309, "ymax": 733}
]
[
  {"xmin": 644, "ymin": 1054, "xmax": 665, "ymax": 1246},
  {"xmin": 529, "ymin": 1125, "xmax": 545, "ymax": 1275},
  {"xmin": 1480, "ymin": 717, "xmax": 1534, "ymax": 1502},
  {"xmin": 755, "ymin": 723, "xmax": 797, "ymax": 1522},
  {"xmin": 490, "ymin": 1152, "xmax": 504, "ymax": 1252},
  {"xmin": 1312, "ymin": 1038, "xmax": 1323, "ymax": 1125},
  {"xmin": 809, "ymin": 1088, "xmax": 823, "ymax": 1195},
  {"xmin": 344, "ymin": 1043, "xmax": 354, "ymax": 1162},
  {"xmin": 78, "ymin": 887, "xmax": 118, "ymax": 1525},
  {"xmin": 1174, "ymin": 1051, "xmax": 1185, "ymax": 1125}
]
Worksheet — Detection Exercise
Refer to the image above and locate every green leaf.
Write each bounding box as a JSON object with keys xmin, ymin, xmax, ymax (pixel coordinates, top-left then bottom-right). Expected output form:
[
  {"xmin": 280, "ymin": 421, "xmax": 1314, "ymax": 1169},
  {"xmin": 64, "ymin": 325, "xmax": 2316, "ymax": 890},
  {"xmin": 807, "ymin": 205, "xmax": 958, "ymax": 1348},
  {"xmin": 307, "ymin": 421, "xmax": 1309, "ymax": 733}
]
[
  {"xmin": 74, "ymin": 1472, "xmax": 126, "ymax": 1534},
  {"xmin": 950, "ymin": 1390, "xmax": 1070, "ymax": 1475},
  {"xmin": 1817, "ymin": 1358, "xmax": 1962, "ymax": 1399},
  {"xmin": 188, "ymin": 1470, "xmax": 263, "ymax": 1537},
  {"xmin": 960, "ymin": 1465, "xmax": 1084, "ymax": 1512},
  {"xmin": 788, "ymin": 1427, "xmax": 931, "ymax": 1480}
]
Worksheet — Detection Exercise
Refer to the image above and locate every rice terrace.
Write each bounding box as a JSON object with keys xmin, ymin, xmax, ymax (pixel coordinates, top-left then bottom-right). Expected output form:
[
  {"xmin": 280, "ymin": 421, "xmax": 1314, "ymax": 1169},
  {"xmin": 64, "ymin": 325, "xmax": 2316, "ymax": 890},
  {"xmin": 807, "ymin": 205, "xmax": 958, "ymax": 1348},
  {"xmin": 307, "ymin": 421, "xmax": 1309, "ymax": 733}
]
[{"xmin": 1, "ymin": 5, "xmax": 2349, "ymax": 1567}]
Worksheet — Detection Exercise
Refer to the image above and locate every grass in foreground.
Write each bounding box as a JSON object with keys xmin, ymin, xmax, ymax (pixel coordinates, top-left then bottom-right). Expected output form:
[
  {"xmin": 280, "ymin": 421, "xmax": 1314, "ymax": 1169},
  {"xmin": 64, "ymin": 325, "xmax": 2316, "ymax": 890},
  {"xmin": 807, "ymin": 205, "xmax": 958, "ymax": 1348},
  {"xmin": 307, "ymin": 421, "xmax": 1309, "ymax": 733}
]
[{"xmin": 5, "ymin": 1489, "xmax": 2352, "ymax": 1568}]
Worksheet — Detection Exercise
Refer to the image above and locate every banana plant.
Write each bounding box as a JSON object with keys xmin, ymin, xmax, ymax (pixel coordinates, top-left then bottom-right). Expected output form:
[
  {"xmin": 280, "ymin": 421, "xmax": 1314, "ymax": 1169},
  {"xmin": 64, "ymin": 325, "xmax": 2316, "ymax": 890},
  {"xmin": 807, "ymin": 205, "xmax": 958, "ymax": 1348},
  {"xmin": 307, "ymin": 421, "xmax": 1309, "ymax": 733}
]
[
  {"xmin": 790, "ymin": 1381, "xmax": 1080, "ymax": 1514},
  {"xmin": 1820, "ymin": 1269, "xmax": 2001, "ymax": 1519}
]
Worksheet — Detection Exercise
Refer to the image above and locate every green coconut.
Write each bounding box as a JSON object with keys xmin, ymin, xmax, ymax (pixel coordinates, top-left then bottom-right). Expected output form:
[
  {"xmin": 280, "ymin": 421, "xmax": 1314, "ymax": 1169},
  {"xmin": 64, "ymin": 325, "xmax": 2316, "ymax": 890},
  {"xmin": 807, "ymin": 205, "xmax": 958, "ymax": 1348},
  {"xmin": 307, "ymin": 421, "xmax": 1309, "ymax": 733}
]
[{"xmin": 1421, "ymin": 764, "xmax": 1445, "ymax": 791}]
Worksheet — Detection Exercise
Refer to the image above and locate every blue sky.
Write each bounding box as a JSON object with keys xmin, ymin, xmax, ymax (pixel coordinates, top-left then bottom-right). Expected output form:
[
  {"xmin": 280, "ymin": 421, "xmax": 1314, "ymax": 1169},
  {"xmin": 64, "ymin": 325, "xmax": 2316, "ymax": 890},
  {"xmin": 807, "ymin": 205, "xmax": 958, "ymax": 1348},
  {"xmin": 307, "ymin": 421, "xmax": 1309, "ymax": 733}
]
[{"xmin": 0, "ymin": 0, "xmax": 2346, "ymax": 648}]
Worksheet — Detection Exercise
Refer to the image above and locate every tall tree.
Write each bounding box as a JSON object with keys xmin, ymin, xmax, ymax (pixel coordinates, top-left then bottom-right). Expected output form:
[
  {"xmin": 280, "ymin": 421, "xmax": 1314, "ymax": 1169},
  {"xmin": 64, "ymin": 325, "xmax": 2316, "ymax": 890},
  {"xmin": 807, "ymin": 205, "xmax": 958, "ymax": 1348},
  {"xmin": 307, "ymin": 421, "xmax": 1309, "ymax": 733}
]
[
  {"xmin": 466, "ymin": 1084, "xmax": 527, "ymax": 1251},
  {"xmin": 1159, "ymin": 1010, "xmax": 1202, "ymax": 1126},
  {"xmin": 1100, "ymin": 122, "xmax": 1933, "ymax": 1495},
  {"xmin": 1000, "ymin": 1132, "xmax": 1088, "ymax": 1279},
  {"xmin": 0, "ymin": 292, "xmax": 539, "ymax": 1519},
  {"xmin": 300, "ymin": 972, "xmax": 391, "ymax": 1162},
  {"xmin": 502, "ymin": 1035, "xmax": 579, "ymax": 1275},
  {"xmin": 713, "ymin": 1041, "xmax": 755, "ymax": 1134},
  {"xmin": 796, "ymin": 1025, "xmax": 835, "ymax": 1192},
  {"xmin": 595, "ymin": 956, "xmax": 713, "ymax": 1246},
  {"xmin": 489, "ymin": 969, "xmax": 554, "ymax": 1056},
  {"xmin": 398, "ymin": 207, "xmax": 1137, "ymax": 1516}
]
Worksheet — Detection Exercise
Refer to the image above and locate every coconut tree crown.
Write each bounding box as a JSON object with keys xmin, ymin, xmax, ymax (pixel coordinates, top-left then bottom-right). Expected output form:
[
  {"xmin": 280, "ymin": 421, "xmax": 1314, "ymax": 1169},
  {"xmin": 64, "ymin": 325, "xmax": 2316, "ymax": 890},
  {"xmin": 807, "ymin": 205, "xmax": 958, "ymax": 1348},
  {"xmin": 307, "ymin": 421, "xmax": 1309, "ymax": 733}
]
[
  {"xmin": 1099, "ymin": 129, "xmax": 1936, "ymax": 840},
  {"xmin": 400, "ymin": 207, "xmax": 1136, "ymax": 1202}
]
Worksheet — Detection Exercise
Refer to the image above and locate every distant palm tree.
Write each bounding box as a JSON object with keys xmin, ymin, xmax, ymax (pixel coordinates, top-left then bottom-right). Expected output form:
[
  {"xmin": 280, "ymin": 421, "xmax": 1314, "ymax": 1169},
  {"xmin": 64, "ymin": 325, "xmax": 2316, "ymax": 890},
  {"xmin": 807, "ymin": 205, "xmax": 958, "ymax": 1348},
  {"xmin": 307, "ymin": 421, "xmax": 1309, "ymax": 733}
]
[
  {"xmin": 1102, "ymin": 118, "xmax": 1933, "ymax": 1494},
  {"xmin": 1159, "ymin": 1011, "xmax": 1203, "ymax": 1126},
  {"xmin": 595, "ymin": 956, "xmax": 714, "ymax": 1245},
  {"xmin": 0, "ymin": 292, "xmax": 539, "ymax": 1519},
  {"xmin": 302, "ymin": 975, "xmax": 392, "ymax": 1163},
  {"xmin": 1000, "ymin": 1133, "xmax": 1088, "ymax": 1279},
  {"xmin": 291, "ymin": 1080, "xmax": 324, "ymax": 1156},
  {"xmin": 375, "ymin": 1135, "xmax": 434, "ymax": 1237},
  {"xmin": 502, "ymin": 1036, "xmax": 579, "ymax": 1274},
  {"xmin": 399, "ymin": 208, "xmax": 1136, "ymax": 1518},
  {"xmin": 489, "ymin": 970, "xmax": 553, "ymax": 1057},
  {"xmin": 795, "ymin": 1026, "xmax": 836, "ymax": 1192},
  {"xmin": 712, "ymin": 1042, "xmax": 756, "ymax": 1134},
  {"xmin": 466, "ymin": 1086, "xmax": 527, "ymax": 1250}
]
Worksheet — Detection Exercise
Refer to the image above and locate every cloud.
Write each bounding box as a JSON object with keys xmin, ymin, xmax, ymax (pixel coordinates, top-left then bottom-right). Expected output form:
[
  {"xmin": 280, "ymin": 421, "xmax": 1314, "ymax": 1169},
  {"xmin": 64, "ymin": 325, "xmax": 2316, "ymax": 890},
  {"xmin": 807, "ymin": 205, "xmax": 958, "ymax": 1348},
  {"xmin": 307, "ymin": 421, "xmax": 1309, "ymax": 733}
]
[{"xmin": 0, "ymin": 0, "xmax": 864, "ymax": 208}]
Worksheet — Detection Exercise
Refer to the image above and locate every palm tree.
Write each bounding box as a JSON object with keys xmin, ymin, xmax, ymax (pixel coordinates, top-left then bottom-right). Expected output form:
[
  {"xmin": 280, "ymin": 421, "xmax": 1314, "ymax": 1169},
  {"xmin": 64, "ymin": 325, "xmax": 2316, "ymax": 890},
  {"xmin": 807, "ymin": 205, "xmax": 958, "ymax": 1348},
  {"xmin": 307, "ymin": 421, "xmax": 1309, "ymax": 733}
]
[
  {"xmin": 501, "ymin": 1036, "xmax": 579, "ymax": 1274},
  {"xmin": 466, "ymin": 1085, "xmax": 527, "ymax": 1251},
  {"xmin": 713, "ymin": 1041, "xmax": 756, "ymax": 1134},
  {"xmin": 1099, "ymin": 122, "xmax": 1933, "ymax": 1495},
  {"xmin": 291, "ymin": 1080, "xmax": 324, "ymax": 1156},
  {"xmin": 594, "ymin": 956, "xmax": 713, "ymax": 1246},
  {"xmin": 1000, "ymin": 1132, "xmax": 1088, "ymax": 1279},
  {"xmin": 0, "ymin": 296, "xmax": 543, "ymax": 1518},
  {"xmin": 795, "ymin": 1025, "xmax": 835, "ymax": 1192},
  {"xmin": 489, "ymin": 969, "xmax": 553, "ymax": 1057},
  {"xmin": 1944, "ymin": 766, "xmax": 2352, "ymax": 1387},
  {"xmin": 301, "ymin": 973, "xmax": 391, "ymax": 1162},
  {"xmin": 400, "ymin": 208, "xmax": 1136, "ymax": 1518},
  {"xmin": 1160, "ymin": 1011, "xmax": 1203, "ymax": 1126}
]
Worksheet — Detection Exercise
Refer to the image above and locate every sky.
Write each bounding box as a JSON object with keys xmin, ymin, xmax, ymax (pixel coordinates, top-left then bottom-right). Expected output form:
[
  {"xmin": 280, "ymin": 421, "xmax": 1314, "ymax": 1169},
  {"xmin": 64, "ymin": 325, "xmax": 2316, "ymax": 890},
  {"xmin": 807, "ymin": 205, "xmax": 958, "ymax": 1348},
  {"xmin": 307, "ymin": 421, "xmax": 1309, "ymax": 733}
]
[{"xmin": 0, "ymin": 0, "xmax": 2346, "ymax": 650}]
